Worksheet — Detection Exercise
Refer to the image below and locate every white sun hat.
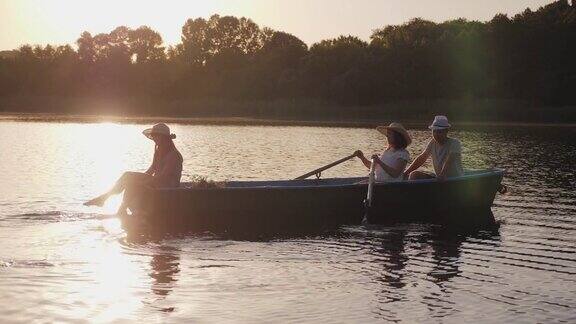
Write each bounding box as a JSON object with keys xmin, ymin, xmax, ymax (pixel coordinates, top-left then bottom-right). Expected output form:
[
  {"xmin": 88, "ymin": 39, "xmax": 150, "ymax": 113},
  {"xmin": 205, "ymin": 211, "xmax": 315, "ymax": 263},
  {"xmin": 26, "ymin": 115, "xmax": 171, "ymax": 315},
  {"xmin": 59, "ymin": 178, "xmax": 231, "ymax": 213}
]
[
  {"xmin": 142, "ymin": 123, "xmax": 172, "ymax": 139},
  {"xmin": 428, "ymin": 115, "xmax": 451, "ymax": 130}
]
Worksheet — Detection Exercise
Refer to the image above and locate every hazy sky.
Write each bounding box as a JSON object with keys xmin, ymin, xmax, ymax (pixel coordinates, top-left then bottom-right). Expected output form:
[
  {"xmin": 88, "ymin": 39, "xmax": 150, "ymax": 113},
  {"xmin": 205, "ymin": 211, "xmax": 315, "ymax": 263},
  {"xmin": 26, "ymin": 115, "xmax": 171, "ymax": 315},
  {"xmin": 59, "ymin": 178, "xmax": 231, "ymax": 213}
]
[{"xmin": 0, "ymin": 0, "xmax": 557, "ymax": 51}]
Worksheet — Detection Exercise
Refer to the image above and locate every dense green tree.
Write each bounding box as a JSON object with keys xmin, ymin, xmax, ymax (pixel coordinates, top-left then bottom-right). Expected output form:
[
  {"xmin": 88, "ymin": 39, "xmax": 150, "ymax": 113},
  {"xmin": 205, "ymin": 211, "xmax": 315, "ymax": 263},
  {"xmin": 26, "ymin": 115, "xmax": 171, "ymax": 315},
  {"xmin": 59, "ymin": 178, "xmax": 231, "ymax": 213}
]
[
  {"xmin": 129, "ymin": 26, "xmax": 165, "ymax": 63},
  {"xmin": 180, "ymin": 15, "xmax": 264, "ymax": 66},
  {"xmin": 77, "ymin": 31, "xmax": 96, "ymax": 63}
]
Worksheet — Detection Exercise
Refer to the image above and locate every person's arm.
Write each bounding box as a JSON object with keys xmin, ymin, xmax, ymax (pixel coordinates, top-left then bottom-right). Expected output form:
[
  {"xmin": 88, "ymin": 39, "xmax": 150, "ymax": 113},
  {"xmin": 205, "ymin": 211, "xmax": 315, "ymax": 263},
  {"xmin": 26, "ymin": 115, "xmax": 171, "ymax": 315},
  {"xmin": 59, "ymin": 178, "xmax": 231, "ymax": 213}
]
[
  {"xmin": 151, "ymin": 153, "xmax": 181, "ymax": 186},
  {"xmin": 145, "ymin": 154, "xmax": 157, "ymax": 176},
  {"xmin": 144, "ymin": 162, "xmax": 155, "ymax": 176},
  {"xmin": 371, "ymin": 154, "xmax": 408, "ymax": 178},
  {"xmin": 404, "ymin": 151, "xmax": 430, "ymax": 176},
  {"xmin": 355, "ymin": 150, "xmax": 371, "ymax": 169}
]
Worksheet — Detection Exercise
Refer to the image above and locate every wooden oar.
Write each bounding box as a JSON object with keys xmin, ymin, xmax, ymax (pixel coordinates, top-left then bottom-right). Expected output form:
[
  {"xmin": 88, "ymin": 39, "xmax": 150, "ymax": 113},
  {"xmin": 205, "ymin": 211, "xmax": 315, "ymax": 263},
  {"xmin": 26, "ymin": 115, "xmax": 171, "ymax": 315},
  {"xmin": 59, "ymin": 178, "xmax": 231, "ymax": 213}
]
[
  {"xmin": 362, "ymin": 157, "xmax": 377, "ymax": 225},
  {"xmin": 295, "ymin": 153, "xmax": 358, "ymax": 180}
]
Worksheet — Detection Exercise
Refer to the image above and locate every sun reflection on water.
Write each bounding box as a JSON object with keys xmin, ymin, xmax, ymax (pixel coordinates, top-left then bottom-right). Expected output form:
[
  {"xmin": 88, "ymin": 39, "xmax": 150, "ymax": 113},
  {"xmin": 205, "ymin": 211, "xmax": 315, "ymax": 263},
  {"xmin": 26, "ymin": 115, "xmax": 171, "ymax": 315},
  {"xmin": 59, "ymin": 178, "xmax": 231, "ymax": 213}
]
[
  {"xmin": 68, "ymin": 122, "xmax": 153, "ymax": 215},
  {"xmin": 78, "ymin": 245, "xmax": 142, "ymax": 321},
  {"xmin": 101, "ymin": 217, "xmax": 124, "ymax": 235},
  {"xmin": 41, "ymin": 122, "xmax": 157, "ymax": 321},
  {"xmin": 101, "ymin": 195, "xmax": 123, "ymax": 215},
  {"xmin": 57, "ymin": 220, "xmax": 146, "ymax": 322}
]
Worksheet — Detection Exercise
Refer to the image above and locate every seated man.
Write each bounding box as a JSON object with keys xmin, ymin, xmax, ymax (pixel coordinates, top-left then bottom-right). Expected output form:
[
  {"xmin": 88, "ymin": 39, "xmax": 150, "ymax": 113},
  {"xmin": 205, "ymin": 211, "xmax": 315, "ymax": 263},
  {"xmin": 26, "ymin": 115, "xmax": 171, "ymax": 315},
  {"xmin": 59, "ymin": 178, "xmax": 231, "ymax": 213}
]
[{"xmin": 404, "ymin": 115, "xmax": 463, "ymax": 180}]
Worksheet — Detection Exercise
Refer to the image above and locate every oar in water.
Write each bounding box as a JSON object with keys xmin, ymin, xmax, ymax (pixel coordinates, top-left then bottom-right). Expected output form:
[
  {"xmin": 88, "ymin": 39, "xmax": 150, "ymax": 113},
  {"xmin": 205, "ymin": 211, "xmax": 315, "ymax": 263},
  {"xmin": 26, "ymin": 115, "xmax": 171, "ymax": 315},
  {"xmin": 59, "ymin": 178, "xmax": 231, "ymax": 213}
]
[
  {"xmin": 362, "ymin": 157, "xmax": 377, "ymax": 225},
  {"xmin": 295, "ymin": 152, "xmax": 358, "ymax": 180}
]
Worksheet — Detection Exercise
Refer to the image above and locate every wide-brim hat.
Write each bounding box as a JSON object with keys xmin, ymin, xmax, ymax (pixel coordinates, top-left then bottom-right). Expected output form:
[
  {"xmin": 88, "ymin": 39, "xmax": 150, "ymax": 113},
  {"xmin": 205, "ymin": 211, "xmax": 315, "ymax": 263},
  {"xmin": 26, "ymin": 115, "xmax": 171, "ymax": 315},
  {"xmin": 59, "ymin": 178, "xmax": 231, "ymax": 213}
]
[
  {"xmin": 143, "ymin": 123, "xmax": 171, "ymax": 140},
  {"xmin": 429, "ymin": 115, "xmax": 451, "ymax": 130},
  {"xmin": 376, "ymin": 122, "xmax": 412, "ymax": 146}
]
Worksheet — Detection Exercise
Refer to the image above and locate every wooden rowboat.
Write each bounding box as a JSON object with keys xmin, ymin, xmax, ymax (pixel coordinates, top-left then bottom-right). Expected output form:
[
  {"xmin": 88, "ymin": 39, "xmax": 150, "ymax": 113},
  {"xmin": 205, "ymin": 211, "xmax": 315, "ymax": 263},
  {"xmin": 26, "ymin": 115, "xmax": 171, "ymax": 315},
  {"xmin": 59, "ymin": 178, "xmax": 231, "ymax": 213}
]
[{"xmin": 121, "ymin": 169, "xmax": 505, "ymax": 233}]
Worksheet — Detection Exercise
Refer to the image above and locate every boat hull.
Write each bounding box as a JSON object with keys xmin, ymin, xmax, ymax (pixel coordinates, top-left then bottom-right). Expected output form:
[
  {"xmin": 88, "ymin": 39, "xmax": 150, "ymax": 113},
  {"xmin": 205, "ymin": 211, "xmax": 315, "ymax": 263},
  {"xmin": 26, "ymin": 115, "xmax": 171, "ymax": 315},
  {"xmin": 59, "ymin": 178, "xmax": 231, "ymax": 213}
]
[{"xmin": 122, "ymin": 169, "xmax": 504, "ymax": 232}]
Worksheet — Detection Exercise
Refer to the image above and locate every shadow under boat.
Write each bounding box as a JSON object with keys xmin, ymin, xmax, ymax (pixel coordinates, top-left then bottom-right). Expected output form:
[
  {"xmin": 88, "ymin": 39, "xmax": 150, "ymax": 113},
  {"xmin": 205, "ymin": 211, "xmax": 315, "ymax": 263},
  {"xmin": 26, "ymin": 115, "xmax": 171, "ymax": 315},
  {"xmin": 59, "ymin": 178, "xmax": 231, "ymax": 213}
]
[{"xmin": 121, "ymin": 169, "xmax": 504, "ymax": 236}]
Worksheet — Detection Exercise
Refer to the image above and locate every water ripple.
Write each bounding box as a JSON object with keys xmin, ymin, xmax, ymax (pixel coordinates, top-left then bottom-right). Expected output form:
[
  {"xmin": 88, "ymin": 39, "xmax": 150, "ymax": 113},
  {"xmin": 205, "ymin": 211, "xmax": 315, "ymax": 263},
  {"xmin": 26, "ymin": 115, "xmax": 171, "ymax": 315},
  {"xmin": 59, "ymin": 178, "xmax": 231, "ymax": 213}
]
[{"xmin": 1, "ymin": 123, "xmax": 575, "ymax": 322}]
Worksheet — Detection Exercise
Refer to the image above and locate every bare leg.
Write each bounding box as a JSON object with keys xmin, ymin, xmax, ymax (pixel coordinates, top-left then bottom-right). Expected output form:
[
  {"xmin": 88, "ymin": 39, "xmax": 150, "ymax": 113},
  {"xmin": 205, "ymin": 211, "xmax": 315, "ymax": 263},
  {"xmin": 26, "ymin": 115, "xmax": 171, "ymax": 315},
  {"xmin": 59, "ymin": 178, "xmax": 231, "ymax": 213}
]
[
  {"xmin": 117, "ymin": 185, "xmax": 146, "ymax": 215},
  {"xmin": 85, "ymin": 172, "xmax": 152, "ymax": 207},
  {"xmin": 408, "ymin": 170, "xmax": 436, "ymax": 180}
]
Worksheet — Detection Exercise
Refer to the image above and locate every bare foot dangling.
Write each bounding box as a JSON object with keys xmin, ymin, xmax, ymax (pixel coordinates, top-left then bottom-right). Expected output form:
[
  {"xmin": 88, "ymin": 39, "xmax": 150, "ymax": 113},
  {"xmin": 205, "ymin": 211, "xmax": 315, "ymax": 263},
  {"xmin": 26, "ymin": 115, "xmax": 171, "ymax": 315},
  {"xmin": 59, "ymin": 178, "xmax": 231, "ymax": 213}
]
[{"xmin": 84, "ymin": 194, "xmax": 108, "ymax": 207}]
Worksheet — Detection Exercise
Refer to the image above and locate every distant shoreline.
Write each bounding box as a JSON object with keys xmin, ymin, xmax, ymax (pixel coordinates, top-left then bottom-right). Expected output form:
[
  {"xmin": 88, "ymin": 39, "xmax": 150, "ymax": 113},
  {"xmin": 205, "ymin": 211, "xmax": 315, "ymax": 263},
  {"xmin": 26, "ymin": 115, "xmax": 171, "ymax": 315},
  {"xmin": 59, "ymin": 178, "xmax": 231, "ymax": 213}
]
[{"xmin": 1, "ymin": 112, "xmax": 575, "ymax": 129}]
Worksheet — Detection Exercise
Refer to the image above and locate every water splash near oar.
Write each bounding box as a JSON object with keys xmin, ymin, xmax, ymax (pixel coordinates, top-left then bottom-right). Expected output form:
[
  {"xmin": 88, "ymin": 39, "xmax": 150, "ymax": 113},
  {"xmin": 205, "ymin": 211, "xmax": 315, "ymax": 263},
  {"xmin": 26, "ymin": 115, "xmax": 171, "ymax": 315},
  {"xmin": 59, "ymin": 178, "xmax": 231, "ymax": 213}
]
[{"xmin": 362, "ymin": 157, "xmax": 376, "ymax": 225}]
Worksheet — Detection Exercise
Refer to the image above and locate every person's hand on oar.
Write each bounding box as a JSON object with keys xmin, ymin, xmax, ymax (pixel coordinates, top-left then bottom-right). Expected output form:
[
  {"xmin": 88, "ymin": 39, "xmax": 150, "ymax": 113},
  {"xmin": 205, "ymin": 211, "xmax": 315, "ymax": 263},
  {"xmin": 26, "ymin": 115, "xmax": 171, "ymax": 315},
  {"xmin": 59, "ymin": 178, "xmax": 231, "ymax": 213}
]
[{"xmin": 355, "ymin": 150, "xmax": 372, "ymax": 169}]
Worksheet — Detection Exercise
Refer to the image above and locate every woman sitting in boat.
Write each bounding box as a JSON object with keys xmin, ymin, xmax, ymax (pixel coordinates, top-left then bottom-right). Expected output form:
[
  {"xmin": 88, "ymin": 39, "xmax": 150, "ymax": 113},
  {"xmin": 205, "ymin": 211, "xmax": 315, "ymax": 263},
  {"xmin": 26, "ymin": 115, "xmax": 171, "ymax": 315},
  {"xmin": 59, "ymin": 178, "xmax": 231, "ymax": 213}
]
[
  {"xmin": 84, "ymin": 123, "xmax": 183, "ymax": 215},
  {"xmin": 355, "ymin": 122, "xmax": 411, "ymax": 182},
  {"xmin": 404, "ymin": 115, "xmax": 463, "ymax": 181}
]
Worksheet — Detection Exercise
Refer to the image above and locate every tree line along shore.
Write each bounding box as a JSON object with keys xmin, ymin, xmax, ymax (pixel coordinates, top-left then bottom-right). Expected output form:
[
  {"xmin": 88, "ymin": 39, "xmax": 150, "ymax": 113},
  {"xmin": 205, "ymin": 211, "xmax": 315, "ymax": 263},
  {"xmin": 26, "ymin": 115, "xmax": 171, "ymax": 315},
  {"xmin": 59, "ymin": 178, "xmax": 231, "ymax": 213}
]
[{"xmin": 0, "ymin": 0, "xmax": 575, "ymax": 123}]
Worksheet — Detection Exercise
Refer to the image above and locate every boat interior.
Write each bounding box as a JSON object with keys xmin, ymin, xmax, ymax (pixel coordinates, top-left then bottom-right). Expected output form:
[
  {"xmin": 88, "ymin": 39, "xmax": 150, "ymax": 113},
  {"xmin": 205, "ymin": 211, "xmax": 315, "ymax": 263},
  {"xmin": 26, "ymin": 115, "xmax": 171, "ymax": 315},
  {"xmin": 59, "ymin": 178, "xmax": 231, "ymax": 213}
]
[{"xmin": 180, "ymin": 169, "xmax": 503, "ymax": 189}]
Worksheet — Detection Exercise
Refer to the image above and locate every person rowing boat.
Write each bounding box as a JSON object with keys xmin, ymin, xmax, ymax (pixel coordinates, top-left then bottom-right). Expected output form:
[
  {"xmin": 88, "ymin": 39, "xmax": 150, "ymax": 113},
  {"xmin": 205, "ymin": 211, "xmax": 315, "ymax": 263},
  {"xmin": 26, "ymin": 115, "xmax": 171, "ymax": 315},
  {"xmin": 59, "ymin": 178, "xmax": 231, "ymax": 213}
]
[{"xmin": 356, "ymin": 122, "xmax": 412, "ymax": 182}]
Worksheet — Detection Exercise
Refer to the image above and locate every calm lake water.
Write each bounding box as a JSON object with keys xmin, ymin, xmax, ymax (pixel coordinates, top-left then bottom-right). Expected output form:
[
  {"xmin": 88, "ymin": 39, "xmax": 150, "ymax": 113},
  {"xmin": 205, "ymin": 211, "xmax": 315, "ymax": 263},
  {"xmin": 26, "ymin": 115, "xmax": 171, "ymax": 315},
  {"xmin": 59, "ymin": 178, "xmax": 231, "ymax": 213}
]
[{"xmin": 0, "ymin": 121, "xmax": 575, "ymax": 323}]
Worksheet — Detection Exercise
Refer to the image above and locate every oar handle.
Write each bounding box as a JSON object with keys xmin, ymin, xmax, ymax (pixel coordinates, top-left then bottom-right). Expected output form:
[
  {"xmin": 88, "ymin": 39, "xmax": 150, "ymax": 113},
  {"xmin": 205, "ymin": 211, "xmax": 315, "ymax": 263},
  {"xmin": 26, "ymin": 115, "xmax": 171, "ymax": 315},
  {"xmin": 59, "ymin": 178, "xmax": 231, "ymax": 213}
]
[
  {"xmin": 365, "ymin": 157, "xmax": 377, "ymax": 207},
  {"xmin": 362, "ymin": 157, "xmax": 377, "ymax": 225},
  {"xmin": 295, "ymin": 153, "xmax": 358, "ymax": 180}
]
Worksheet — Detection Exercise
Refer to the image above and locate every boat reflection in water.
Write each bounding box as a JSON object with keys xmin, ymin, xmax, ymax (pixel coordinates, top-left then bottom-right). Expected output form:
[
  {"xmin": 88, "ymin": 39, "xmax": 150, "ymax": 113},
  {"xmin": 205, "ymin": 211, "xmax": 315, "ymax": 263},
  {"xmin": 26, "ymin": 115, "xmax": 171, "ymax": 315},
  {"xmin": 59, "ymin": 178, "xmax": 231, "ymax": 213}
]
[
  {"xmin": 123, "ymin": 214, "xmax": 501, "ymax": 322},
  {"xmin": 122, "ymin": 234, "xmax": 182, "ymax": 314},
  {"xmin": 149, "ymin": 247, "xmax": 180, "ymax": 298},
  {"xmin": 358, "ymin": 222, "xmax": 501, "ymax": 321}
]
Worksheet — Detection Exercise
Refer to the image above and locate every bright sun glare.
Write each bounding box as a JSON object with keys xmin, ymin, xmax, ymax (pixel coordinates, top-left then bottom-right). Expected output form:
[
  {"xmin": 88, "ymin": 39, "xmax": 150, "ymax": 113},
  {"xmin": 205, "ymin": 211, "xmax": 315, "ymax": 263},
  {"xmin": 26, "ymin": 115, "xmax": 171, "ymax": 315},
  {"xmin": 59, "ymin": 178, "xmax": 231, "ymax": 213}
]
[
  {"xmin": 17, "ymin": 0, "xmax": 223, "ymax": 47},
  {"xmin": 75, "ymin": 122, "xmax": 144, "ymax": 215}
]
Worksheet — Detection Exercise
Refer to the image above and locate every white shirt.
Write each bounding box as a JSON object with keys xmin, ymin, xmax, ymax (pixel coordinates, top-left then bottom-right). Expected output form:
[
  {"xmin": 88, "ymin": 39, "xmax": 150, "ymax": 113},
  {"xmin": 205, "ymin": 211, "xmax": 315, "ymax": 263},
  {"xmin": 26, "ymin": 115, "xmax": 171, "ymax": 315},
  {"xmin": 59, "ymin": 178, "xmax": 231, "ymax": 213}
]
[
  {"xmin": 424, "ymin": 138, "xmax": 463, "ymax": 177},
  {"xmin": 374, "ymin": 148, "xmax": 410, "ymax": 182}
]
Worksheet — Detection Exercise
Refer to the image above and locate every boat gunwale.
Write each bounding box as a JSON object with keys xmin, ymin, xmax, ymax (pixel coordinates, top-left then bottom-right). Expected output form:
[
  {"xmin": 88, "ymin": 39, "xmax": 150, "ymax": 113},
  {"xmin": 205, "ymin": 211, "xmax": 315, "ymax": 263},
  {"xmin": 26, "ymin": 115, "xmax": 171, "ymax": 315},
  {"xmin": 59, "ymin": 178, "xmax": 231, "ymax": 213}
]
[{"xmin": 158, "ymin": 168, "xmax": 505, "ymax": 192}]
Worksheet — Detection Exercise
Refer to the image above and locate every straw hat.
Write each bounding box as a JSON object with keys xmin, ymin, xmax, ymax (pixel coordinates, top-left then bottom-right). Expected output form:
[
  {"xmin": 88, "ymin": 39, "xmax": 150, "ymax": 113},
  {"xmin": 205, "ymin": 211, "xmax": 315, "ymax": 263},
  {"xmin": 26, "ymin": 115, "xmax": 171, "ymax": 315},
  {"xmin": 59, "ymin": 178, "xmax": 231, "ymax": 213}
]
[
  {"xmin": 142, "ymin": 123, "xmax": 174, "ymax": 140},
  {"xmin": 376, "ymin": 122, "xmax": 412, "ymax": 146},
  {"xmin": 428, "ymin": 115, "xmax": 451, "ymax": 130}
]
